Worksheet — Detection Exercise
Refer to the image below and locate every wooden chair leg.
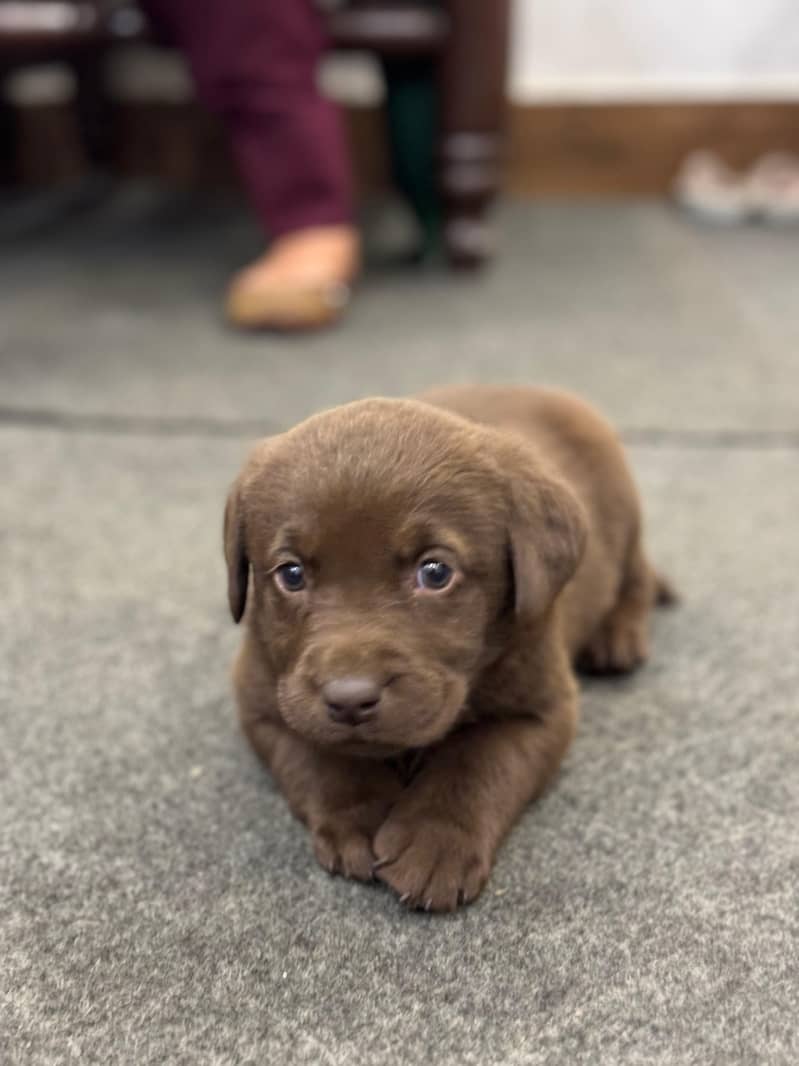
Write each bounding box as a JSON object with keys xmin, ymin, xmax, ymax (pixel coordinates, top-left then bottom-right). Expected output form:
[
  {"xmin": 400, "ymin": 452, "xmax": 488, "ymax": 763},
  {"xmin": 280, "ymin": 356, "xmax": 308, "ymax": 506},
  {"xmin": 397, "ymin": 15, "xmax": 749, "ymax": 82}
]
[
  {"xmin": 438, "ymin": 0, "xmax": 510, "ymax": 268},
  {"xmin": 0, "ymin": 93, "xmax": 18, "ymax": 183},
  {"xmin": 72, "ymin": 50, "xmax": 114, "ymax": 168}
]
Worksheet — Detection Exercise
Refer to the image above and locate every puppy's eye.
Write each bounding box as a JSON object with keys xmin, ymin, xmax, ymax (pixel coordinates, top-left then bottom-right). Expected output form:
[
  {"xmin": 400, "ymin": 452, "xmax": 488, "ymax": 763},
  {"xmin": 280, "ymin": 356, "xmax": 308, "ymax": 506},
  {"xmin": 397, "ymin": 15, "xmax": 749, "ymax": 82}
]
[
  {"xmin": 274, "ymin": 562, "xmax": 306, "ymax": 592},
  {"xmin": 416, "ymin": 559, "xmax": 454, "ymax": 591}
]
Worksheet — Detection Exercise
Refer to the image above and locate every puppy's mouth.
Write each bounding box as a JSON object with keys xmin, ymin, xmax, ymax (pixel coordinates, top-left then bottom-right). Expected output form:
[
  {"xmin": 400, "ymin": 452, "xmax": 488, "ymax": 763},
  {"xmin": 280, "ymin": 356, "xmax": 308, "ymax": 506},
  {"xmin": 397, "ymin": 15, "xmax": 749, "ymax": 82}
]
[{"xmin": 331, "ymin": 736, "xmax": 407, "ymax": 759}]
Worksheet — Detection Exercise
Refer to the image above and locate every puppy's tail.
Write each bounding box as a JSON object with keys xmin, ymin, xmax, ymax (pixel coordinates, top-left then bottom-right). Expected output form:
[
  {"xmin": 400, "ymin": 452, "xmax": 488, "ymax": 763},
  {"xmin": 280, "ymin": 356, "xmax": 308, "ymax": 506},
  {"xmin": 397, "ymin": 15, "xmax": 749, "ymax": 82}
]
[{"xmin": 654, "ymin": 571, "xmax": 679, "ymax": 607}]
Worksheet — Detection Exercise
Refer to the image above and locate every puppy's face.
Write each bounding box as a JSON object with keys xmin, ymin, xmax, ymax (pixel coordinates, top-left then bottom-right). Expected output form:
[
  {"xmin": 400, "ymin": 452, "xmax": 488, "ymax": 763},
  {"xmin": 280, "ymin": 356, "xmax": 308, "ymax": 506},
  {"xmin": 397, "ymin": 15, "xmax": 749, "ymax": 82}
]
[{"xmin": 225, "ymin": 400, "xmax": 585, "ymax": 755}]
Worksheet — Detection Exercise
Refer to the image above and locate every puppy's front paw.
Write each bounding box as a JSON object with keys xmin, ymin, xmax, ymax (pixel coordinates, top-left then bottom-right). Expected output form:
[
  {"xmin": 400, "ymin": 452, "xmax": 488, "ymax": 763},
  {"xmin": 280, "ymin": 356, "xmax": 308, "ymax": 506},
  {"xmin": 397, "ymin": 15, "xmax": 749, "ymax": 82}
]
[
  {"xmin": 311, "ymin": 816, "xmax": 377, "ymax": 882},
  {"xmin": 373, "ymin": 812, "xmax": 491, "ymax": 912},
  {"xmin": 309, "ymin": 768, "xmax": 404, "ymax": 883}
]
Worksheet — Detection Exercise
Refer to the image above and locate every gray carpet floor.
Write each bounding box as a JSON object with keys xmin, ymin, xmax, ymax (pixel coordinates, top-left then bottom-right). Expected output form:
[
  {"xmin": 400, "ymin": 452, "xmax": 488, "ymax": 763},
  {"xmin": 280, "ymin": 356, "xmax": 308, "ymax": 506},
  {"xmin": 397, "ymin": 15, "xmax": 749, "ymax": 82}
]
[{"xmin": 1, "ymin": 188, "xmax": 798, "ymax": 1065}]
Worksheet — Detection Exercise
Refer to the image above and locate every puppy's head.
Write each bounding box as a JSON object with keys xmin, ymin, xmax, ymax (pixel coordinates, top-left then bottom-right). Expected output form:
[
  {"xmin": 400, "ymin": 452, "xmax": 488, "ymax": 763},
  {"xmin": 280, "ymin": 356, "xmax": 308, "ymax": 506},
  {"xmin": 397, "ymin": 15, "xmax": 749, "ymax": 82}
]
[{"xmin": 225, "ymin": 399, "xmax": 585, "ymax": 755}]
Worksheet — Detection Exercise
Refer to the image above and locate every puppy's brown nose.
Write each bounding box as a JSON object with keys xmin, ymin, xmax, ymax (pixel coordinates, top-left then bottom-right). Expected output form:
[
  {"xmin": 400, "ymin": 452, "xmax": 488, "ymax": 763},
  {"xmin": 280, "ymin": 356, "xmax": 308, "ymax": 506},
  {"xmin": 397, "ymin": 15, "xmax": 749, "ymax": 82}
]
[{"xmin": 322, "ymin": 676, "xmax": 382, "ymax": 726}]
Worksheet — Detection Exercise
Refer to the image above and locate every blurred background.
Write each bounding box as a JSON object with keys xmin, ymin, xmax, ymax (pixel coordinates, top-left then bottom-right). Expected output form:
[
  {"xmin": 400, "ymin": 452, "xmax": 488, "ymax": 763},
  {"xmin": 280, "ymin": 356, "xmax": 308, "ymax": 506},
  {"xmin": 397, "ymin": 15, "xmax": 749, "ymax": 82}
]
[
  {"xmin": 1, "ymin": 0, "xmax": 798, "ymax": 422},
  {"xmin": 3, "ymin": 0, "xmax": 799, "ymax": 194},
  {"xmin": 1, "ymin": 0, "xmax": 798, "ymax": 420}
]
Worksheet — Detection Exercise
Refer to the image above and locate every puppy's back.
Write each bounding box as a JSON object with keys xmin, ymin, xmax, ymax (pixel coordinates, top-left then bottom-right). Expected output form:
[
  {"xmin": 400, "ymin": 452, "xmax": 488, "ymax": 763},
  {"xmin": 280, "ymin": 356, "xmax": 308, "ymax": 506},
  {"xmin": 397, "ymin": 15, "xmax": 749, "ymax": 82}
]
[
  {"xmin": 420, "ymin": 383, "xmax": 634, "ymax": 503},
  {"xmin": 419, "ymin": 384, "xmax": 616, "ymax": 468}
]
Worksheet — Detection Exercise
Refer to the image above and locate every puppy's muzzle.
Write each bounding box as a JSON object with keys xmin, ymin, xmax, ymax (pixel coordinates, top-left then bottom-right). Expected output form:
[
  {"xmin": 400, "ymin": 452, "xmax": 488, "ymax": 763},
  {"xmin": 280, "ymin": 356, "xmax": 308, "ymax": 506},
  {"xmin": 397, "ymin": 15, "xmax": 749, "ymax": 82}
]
[{"xmin": 322, "ymin": 675, "xmax": 383, "ymax": 727}]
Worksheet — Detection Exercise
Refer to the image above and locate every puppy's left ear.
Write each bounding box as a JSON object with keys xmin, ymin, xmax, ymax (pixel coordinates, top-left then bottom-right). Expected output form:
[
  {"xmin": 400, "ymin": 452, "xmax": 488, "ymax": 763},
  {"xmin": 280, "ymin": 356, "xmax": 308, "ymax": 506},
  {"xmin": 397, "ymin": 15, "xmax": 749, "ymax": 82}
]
[
  {"xmin": 506, "ymin": 458, "xmax": 588, "ymax": 622},
  {"xmin": 223, "ymin": 476, "xmax": 249, "ymax": 624}
]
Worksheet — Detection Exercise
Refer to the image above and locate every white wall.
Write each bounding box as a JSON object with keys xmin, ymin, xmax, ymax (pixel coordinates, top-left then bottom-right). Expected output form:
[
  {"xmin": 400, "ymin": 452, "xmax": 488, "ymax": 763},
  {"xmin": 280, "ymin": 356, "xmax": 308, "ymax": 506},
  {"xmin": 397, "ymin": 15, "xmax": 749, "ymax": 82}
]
[
  {"xmin": 510, "ymin": 0, "xmax": 799, "ymax": 102},
  {"xmin": 8, "ymin": 1, "xmax": 798, "ymax": 108}
]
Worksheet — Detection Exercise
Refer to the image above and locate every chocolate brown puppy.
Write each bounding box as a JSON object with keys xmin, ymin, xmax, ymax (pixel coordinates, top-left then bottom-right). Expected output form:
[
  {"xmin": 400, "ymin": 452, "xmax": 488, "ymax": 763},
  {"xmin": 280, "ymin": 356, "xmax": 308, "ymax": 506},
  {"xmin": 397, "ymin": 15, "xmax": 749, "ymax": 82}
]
[{"xmin": 224, "ymin": 385, "xmax": 671, "ymax": 911}]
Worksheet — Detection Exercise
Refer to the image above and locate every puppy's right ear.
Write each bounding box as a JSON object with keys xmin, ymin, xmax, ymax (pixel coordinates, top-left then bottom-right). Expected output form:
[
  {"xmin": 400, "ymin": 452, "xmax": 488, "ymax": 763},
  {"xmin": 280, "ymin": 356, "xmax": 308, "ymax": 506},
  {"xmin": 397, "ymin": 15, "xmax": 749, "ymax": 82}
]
[{"xmin": 223, "ymin": 477, "xmax": 249, "ymax": 624}]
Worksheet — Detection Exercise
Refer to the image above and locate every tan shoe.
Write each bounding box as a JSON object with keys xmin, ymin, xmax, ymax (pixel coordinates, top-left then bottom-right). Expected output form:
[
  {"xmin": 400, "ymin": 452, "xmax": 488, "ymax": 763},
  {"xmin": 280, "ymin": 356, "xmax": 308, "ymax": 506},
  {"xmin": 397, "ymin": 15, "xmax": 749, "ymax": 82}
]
[{"xmin": 225, "ymin": 225, "xmax": 360, "ymax": 331}]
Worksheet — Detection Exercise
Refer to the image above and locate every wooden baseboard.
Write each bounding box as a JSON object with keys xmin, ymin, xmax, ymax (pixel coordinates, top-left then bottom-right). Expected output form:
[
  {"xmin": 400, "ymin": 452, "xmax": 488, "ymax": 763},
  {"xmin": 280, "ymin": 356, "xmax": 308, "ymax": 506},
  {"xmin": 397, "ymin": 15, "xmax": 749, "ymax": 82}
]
[
  {"xmin": 112, "ymin": 102, "xmax": 390, "ymax": 195},
  {"xmin": 505, "ymin": 101, "xmax": 799, "ymax": 196},
  {"xmin": 5, "ymin": 98, "xmax": 799, "ymax": 197},
  {"xmin": 0, "ymin": 97, "xmax": 390, "ymax": 192}
]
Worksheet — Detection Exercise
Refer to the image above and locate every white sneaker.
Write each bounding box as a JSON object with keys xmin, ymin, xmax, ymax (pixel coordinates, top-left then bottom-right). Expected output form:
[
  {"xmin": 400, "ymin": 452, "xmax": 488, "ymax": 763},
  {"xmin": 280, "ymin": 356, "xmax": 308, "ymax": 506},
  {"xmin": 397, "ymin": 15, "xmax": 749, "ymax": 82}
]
[{"xmin": 673, "ymin": 150, "xmax": 749, "ymax": 223}]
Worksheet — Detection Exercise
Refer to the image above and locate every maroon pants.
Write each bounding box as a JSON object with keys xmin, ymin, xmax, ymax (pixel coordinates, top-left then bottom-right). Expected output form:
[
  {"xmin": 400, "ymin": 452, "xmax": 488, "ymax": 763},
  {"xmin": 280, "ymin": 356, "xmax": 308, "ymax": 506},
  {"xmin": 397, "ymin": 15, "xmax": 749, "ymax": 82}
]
[{"xmin": 140, "ymin": 0, "xmax": 353, "ymax": 237}]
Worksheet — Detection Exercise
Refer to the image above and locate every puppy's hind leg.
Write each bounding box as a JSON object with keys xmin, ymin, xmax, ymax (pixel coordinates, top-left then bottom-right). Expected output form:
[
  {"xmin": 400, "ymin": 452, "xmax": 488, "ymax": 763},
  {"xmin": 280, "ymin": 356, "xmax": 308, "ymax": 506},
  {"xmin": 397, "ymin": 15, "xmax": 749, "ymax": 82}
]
[{"xmin": 579, "ymin": 540, "xmax": 660, "ymax": 675}]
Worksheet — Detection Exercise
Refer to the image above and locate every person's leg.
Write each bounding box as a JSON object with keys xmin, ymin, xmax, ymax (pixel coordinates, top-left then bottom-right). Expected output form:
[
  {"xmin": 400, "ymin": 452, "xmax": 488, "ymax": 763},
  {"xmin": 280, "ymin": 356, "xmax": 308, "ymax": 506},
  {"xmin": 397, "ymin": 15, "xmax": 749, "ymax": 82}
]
[{"xmin": 140, "ymin": 0, "xmax": 359, "ymax": 327}]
